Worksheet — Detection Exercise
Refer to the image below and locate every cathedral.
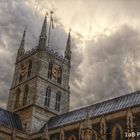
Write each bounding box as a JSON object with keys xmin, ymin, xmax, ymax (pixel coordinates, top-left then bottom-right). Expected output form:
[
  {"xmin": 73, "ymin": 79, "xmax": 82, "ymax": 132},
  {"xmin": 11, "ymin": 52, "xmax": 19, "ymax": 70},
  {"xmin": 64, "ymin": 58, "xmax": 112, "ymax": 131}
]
[{"xmin": 0, "ymin": 14, "xmax": 140, "ymax": 140}]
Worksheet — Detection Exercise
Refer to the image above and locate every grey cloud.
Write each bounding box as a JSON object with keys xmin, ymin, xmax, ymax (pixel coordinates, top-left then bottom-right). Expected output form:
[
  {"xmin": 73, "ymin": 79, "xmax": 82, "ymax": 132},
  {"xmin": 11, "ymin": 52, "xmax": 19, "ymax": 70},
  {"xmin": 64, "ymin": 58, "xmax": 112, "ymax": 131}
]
[
  {"xmin": 0, "ymin": 1, "xmax": 43, "ymax": 108},
  {"xmin": 70, "ymin": 25, "xmax": 140, "ymax": 109},
  {"xmin": 1, "ymin": 0, "xmax": 140, "ymax": 111}
]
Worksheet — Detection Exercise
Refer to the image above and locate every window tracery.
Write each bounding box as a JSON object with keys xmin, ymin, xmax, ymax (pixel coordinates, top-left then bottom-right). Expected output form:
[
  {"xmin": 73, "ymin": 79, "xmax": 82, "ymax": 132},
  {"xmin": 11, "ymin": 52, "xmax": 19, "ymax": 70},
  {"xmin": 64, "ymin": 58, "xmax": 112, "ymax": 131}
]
[
  {"xmin": 14, "ymin": 88, "xmax": 20, "ymax": 109},
  {"xmin": 68, "ymin": 135, "xmax": 76, "ymax": 140},
  {"xmin": 45, "ymin": 87, "xmax": 51, "ymax": 107},
  {"xmin": 22, "ymin": 85, "xmax": 28, "ymax": 106},
  {"xmin": 55, "ymin": 92, "xmax": 61, "ymax": 112},
  {"xmin": 27, "ymin": 60, "xmax": 32, "ymax": 77},
  {"xmin": 48, "ymin": 62, "xmax": 53, "ymax": 79},
  {"xmin": 112, "ymin": 124, "xmax": 123, "ymax": 140}
]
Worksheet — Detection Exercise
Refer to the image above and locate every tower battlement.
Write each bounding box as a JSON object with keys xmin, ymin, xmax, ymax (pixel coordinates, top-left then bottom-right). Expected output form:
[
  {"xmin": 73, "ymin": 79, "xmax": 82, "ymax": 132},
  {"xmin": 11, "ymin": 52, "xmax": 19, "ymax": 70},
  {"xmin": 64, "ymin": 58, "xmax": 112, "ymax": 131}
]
[
  {"xmin": 45, "ymin": 47, "xmax": 69, "ymax": 64},
  {"xmin": 17, "ymin": 47, "xmax": 38, "ymax": 62},
  {"xmin": 17, "ymin": 47, "xmax": 69, "ymax": 65}
]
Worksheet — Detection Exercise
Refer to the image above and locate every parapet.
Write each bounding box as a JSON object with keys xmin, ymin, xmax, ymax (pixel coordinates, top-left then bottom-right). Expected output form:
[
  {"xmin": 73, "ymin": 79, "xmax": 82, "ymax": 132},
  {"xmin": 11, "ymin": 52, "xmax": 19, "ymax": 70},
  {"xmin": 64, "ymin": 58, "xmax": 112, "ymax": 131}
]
[
  {"xmin": 17, "ymin": 46, "xmax": 69, "ymax": 65},
  {"xmin": 45, "ymin": 47, "xmax": 69, "ymax": 64}
]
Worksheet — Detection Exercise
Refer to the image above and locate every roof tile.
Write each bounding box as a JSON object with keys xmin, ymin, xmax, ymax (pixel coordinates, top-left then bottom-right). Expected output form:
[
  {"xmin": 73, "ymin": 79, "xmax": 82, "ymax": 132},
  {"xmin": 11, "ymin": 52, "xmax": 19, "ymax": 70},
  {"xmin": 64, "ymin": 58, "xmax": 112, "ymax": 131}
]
[
  {"xmin": 48, "ymin": 91, "xmax": 140, "ymax": 129},
  {"xmin": 0, "ymin": 108, "xmax": 23, "ymax": 130}
]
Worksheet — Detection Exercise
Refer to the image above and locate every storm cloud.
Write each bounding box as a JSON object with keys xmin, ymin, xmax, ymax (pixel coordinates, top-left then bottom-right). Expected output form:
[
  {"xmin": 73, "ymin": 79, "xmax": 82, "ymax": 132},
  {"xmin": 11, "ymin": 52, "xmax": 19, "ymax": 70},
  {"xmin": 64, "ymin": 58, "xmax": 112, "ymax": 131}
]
[
  {"xmin": 71, "ymin": 25, "xmax": 140, "ymax": 108},
  {"xmin": 0, "ymin": 0, "xmax": 140, "ymax": 110}
]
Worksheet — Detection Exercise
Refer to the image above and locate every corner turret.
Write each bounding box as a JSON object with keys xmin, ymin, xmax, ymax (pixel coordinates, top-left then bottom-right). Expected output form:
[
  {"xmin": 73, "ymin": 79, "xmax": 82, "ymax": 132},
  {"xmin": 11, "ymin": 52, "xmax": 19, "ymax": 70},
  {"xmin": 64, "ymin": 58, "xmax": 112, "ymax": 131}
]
[
  {"xmin": 65, "ymin": 29, "xmax": 71, "ymax": 63},
  {"xmin": 38, "ymin": 13, "xmax": 47, "ymax": 50},
  {"xmin": 17, "ymin": 28, "xmax": 26, "ymax": 57}
]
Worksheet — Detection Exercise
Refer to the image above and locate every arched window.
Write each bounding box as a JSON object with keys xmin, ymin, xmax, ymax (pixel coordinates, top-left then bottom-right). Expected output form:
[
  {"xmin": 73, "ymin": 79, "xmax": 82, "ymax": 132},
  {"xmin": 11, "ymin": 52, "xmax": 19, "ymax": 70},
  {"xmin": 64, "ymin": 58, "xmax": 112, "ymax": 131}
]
[
  {"xmin": 23, "ymin": 85, "xmax": 28, "ymax": 106},
  {"xmin": 92, "ymin": 130, "xmax": 97, "ymax": 140},
  {"xmin": 19, "ymin": 74, "xmax": 22, "ymax": 82},
  {"xmin": 116, "ymin": 128, "xmax": 121, "ymax": 140},
  {"xmin": 27, "ymin": 60, "xmax": 32, "ymax": 77},
  {"xmin": 15, "ymin": 88, "xmax": 20, "ymax": 109},
  {"xmin": 45, "ymin": 87, "xmax": 51, "ymax": 107},
  {"xmin": 55, "ymin": 92, "xmax": 61, "ymax": 112},
  {"xmin": 19, "ymin": 64, "xmax": 24, "ymax": 82},
  {"xmin": 48, "ymin": 62, "xmax": 53, "ymax": 79},
  {"xmin": 93, "ymin": 134, "xmax": 96, "ymax": 140},
  {"xmin": 112, "ymin": 124, "xmax": 122, "ymax": 140},
  {"xmin": 68, "ymin": 135, "xmax": 76, "ymax": 140},
  {"xmin": 57, "ymin": 67, "xmax": 62, "ymax": 84},
  {"xmin": 84, "ymin": 130, "xmax": 92, "ymax": 140}
]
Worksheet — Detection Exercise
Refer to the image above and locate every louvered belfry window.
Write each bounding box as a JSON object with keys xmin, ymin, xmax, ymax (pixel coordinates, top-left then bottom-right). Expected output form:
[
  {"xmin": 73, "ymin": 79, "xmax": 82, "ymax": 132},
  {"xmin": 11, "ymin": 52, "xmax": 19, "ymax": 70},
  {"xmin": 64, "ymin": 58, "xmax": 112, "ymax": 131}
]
[
  {"xmin": 55, "ymin": 92, "xmax": 61, "ymax": 112},
  {"xmin": 22, "ymin": 85, "xmax": 28, "ymax": 106},
  {"xmin": 15, "ymin": 88, "xmax": 21, "ymax": 109},
  {"xmin": 45, "ymin": 87, "xmax": 51, "ymax": 107},
  {"xmin": 48, "ymin": 62, "xmax": 53, "ymax": 79},
  {"xmin": 27, "ymin": 60, "xmax": 32, "ymax": 77},
  {"xmin": 116, "ymin": 128, "xmax": 121, "ymax": 140},
  {"xmin": 57, "ymin": 67, "xmax": 62, "ymax": 84}
]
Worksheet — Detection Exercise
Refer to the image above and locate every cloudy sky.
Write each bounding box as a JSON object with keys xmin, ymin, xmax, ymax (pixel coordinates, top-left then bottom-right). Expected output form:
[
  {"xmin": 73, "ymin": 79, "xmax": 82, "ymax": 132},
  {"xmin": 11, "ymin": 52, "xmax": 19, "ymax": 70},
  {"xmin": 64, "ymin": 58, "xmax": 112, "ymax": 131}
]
[{"xmin": 0, "ymin": 0, "xmax": 140, "ymax": 110}]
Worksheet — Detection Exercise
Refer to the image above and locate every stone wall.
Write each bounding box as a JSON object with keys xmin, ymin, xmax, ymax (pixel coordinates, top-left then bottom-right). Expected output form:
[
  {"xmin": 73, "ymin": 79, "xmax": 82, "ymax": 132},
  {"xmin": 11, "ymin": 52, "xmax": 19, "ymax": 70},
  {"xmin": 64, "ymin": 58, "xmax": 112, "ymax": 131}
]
[{"xmin": 0, "ymin": 124, "xmax": 27, "ymax": 140}]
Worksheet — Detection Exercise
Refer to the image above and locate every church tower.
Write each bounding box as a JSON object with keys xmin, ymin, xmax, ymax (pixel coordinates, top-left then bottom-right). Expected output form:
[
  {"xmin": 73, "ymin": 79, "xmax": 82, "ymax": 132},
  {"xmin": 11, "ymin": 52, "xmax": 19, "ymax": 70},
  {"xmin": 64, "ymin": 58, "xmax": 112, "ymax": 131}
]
[{"xmin": 7, "ymin": 14, "xmax": 71, "ymax": 133}]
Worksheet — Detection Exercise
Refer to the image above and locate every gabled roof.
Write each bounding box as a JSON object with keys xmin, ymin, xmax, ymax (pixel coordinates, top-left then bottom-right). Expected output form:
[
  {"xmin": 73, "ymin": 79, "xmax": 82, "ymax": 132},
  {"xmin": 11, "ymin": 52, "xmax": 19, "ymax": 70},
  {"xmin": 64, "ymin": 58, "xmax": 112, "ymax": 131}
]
[
  {"xmin": 0, "ymin": 108, "xmax": 23, "ymax": 130},
  {"xmin": 48, "ymin": 91, "xmax": 140, "ymax": 129}
]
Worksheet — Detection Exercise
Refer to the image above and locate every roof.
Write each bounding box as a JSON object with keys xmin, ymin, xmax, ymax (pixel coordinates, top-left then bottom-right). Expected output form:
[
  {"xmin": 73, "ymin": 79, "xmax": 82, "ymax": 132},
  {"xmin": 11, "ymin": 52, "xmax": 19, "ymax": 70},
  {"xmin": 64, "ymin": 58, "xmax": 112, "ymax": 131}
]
[
  {"xmin": 48, "ymin": 91, "xmax": 140, "ymax": 129},
  {"xmin": 0, "ymin": 108, "xmax": 23, "ymax": 130}
]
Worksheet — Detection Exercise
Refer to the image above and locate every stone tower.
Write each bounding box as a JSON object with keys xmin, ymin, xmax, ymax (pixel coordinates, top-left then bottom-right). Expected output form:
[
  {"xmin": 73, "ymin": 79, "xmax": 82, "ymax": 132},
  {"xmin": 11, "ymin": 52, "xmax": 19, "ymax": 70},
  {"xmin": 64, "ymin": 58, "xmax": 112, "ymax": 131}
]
[{"xmin": 7, "ymin": 14, "xmax": 71, "ymax": 133}]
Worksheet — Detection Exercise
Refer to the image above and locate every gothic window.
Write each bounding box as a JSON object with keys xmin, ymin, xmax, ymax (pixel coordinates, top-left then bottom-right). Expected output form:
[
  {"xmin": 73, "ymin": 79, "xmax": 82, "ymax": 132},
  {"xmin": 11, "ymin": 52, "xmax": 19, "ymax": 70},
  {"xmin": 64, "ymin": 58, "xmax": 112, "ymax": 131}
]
[
  {"xmin": 57, "ymin": 67, "xmax": 62, "ymax": 84},
  {"xmin": 19, "ymin": 64, "xmax": 24, "ymax": 82},
  {"xmin": 48, "ymin": 62, "xmax": 53, "ymax": 79},
  {"xmin": 55, "ymin": 92, "xmax": 61, "ymax": 112},
  {"xmin": 27, "ymin": 60, "xmax": 32, "ymax": 77},
  {"xmin": 19, "ymin": 74, "xmax": 22, "ymax": 82},
  {"xmin": 15, "ymin": 88, "xmax": 20, "ymax": 109},
  {"xmin": 92, "ymin": 130, "xmax": 97, "ymax": 140},
  {"xmin": 84, "ymin": 130, "xmax": 92, "ymax": 140},
  {"xmin": 22, "ymin": 85, "xmax": 28, "ymax": 106},
  {"xmin": 45, "ymin": 87, "xmax": 51, "ymax": 107},
  {"xmin": 112, "ymin": 124, "xmax": 122, "ymax": 140},
  {"xmin": 116, "ymin": 128, "xmax": 121, "ymax": 140},
  {"xmin": 68, "ymin": 135, "xmax": 76, "ymax": 140},
  {"xmin": 93, "ymin": 134, "xmax": 96, "ymax": 140}
]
